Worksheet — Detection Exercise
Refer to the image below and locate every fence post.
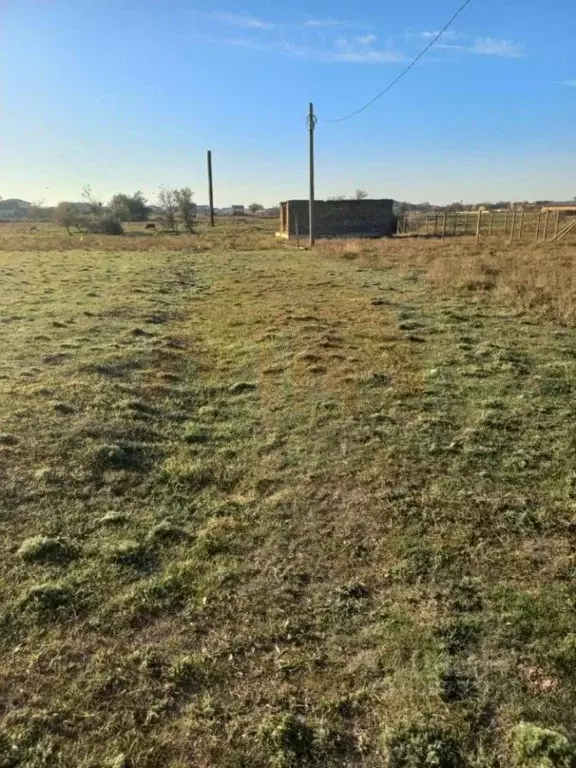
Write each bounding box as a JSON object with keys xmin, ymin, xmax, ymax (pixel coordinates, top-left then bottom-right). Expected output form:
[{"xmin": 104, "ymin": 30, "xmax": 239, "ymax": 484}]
[
  {"xmin": 509, "ymin": 209, "xmax": 517, "ymax": 244},
  {"xmin": 503, "ymin": 211, "xmax": 509, "ymax": 237},
  {"xmin": 476, "ymin": 210, "xmax": 481, "ymax": 244},
  {"xmin": 442, "ymin": 211, "xmax": 447, "ymax": 241},
  {"xmin": 453, "ymin": 213, "xmax": 458, "ymax": 237},
  {"xmin": 543, "ymin": 210, "xmax": 550, "ymax": 241},
  {"xmin": 535, "ymin": 210, "xmax": 542, "ymax": 242},
  {"xmin": 434, "ymin": 214, "xmax": 438, "ymax": 237},
  {"xmin": 519, "ymin": 210, "xmax": 524, "ymax": 239},
  {"xmin": 488, "ymin": 211, "xmax": 493, "ymax": 236},
  {"xmin": 554, "ymin": 209, "xmax": 560, "ymax": 239}
]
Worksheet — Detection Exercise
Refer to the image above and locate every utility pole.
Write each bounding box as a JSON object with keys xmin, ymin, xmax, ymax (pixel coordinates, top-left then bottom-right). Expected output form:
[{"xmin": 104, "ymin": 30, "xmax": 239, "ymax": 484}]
[
  {"xmin": 207, "ymin": 150, "xmax": 215, "ymax": 227},
  {"xmin": 307, "ymin": 102, "xmax": 317, "ymax": 247}
]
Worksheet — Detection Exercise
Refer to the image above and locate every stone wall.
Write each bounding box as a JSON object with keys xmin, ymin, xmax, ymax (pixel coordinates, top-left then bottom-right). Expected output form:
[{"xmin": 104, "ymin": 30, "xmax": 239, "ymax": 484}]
[{"xmin": 279, "ymin": 199, "xmax": 397, "ymax": 237}]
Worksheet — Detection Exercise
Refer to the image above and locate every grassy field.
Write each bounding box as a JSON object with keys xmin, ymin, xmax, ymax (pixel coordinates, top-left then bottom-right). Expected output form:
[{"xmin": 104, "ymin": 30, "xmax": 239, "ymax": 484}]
[{"xmin": 1, "ymin": 222, "xmax": 576, "ymax": 767}]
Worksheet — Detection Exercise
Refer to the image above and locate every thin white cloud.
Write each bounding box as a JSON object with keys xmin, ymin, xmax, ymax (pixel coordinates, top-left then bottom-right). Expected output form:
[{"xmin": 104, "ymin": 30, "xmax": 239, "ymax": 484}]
[
  {"xmin": 420, "ymin": 30, "xmax": 455, "ymax": 38},
  {"xmin": 218, "ymin": 35, "xmax": 405, "ymax": 63},
  {"xmin": 357, "ymin": 33, "xmax": 378, "ymax": 45},
  {"xmin": 212, "ymin": 12, "xmax": 275, "ymax": 30},
  {"xmin": 560, "ymin": 79, "xmax": 576, "ymax": 87},
  {"xmin": 471, "ymin": 37, "xmax": 522, "ymax": 57},
  {"xmin": 417, "ymin": 30, "xmax": 522, "ymax": 57},
  {"xmin": 302, "ymin": 18, "xmax": 367, "ymax": 29}
]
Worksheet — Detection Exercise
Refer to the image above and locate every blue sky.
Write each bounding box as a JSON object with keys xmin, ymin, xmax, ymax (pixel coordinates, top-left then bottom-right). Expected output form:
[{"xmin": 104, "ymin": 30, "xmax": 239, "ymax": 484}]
[{"xmin": 1, "ymin": 0, "xmax": 575, "ymax": 206}]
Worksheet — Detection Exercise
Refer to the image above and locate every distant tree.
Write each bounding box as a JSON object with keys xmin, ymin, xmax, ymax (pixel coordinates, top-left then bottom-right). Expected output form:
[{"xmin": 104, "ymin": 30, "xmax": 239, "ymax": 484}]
[
  {"xmin": 248, "ymin": 202, "xmax": 264, "ymax": 215},
  {"xmin": 28, "ymin": 202, "xmax": 49, "ymax": 221},
  {"xmin": 80, "ymin": 186, "xmax": 124, "ymax": 233},
  {"xmin": 354, "ymin": 189, "xmax": 368, "ymax": 200},
  {"xmin": 110, "ymin": 191, "xmax": 149, "ymax": 222},
  {"xmin": 173, "ymin": 188, "xmax": 196, "ymax": 234},
  {"xmin": 158, "ymin": 187, "xmax": 179, "ymax": 233},
  {"xmin": 82, "ymin": 185, "xmax": 103, "ymax": 214},
  {"xmin": 109, "ymin": 198, "xmax": 131, "ymax": 222},
  {"xmin": 327, "ymin": 196, "xmax": 346, "ymax": 201},
  {"xmin": 54, "ymin": 202, "xmax": 78, "ymax": 234}
]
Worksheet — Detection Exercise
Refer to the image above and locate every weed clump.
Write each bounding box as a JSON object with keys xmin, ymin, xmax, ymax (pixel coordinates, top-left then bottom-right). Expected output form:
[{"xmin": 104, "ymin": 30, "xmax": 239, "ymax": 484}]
[
  {"xmin": 511, "ymin": 723, "xmax": 574, "ymax": 767},
  {"xmin": 383, "ymin": 724, "xmax": 462, "ymax": 768},
  {"xmin": 90, "ymin": 443, "xmax": 141, "ymax": 471},
  {"xmin": 195, "ymin": 517, "xmax": 239, "ymax": 556},
  {"xmin": 18, "ymin": 536, "xmax": 76, "ymax": 565},
  {"xmin": 104, "ymin": 540, "xmax": 149, "ymax": 568},
  {"xmin": 147, "ymin": 519, "xmax": 190, "ymax": 543},
  {"xmin": 260, "ymin": 713, "xmax": 316, "ymax": 766},
  {"xmin": 19, "ymin": 581, "xmax": 77, "ymax": 618}
]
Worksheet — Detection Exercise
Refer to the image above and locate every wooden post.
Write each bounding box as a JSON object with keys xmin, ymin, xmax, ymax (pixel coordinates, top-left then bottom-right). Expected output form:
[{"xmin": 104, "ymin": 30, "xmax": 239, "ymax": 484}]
[
  {"xmin": 535, "ymin": 210, "xmax": 542, "ymax": 242},
  {"xmin": 488, "ymin": 211, "xmax": 493, "ymax": 236},
  {"xmin": 442, "ymin": 211, "xmax": 447, "ymax": 241},
  {"xmin": 307, "ymin": 102, "xmax": 316, "ymax": 247},
  {"xmin": 207, "ymin": 150, "xmax": 215, "ymax": 227},
  {"xmin": 553, "ymin": 209, "xmax": 561, "ymax": 239},
  {"xmin": 453, "ymin": 213, "xmax": 458, "ymax": 236},
  {"xmin": 476, "ymin": 210, "xmax": 481, "ymax": 244},
  {"xmin": 295, "ymin": 212, "xmax": 300, "ymax": 249},
  {"xmin": 543, "ymin": 210, "xmax": 550, "ymax": 241},
  {"xmin": 434, "ymin": 214, "xmax": 438, "ymax": 237},
  {"xmin": 425, "ymin": 214, "xmax": 430, "ymax": 236},
  {"xmin": 503, "ymin": 211, "xmax": 509, "ymax": 237},
  {"xmin": 509, "ymin": 209, "xmax": 517, "ymax": 244},
  {"xmin": 464, "ymin": 212, "xmax": 469, "ymax": 235},
  {"xmin": 519, "ymin": 210, "xmax": 525, "ymax": 239}
]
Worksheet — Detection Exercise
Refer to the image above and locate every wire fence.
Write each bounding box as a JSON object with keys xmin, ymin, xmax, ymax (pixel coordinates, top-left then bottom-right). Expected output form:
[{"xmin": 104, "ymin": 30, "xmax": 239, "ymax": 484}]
[{"xmin": 398, "ymin": 210, "xmax": 576, "ymax": 243}]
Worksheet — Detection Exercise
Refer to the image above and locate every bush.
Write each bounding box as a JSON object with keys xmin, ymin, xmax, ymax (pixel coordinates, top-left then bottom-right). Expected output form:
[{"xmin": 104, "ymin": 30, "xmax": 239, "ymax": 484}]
[{"xmin": 88, "ymin": 215, "xmax": 124, "ymax": 235}]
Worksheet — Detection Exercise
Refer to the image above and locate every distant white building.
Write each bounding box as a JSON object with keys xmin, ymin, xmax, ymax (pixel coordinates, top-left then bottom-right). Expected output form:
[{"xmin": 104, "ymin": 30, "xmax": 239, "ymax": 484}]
[
  {"xmin": 231, "ymin": 205, "xmax": 245, "ymax": 216},
  {"xmin": 0, "ymin": 199, "xmax": 31, "ymax": 220}
]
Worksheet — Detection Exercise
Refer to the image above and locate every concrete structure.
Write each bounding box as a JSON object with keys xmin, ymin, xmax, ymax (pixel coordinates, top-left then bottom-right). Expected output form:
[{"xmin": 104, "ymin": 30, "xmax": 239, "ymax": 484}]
[{"xmin": 277, "ymin": 199, "xmax": 397, "ymax": 239}]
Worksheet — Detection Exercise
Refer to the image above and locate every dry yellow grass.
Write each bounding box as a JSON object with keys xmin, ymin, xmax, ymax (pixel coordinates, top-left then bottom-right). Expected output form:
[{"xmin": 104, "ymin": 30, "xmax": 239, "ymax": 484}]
[{"xmin": 319, "ymin": 237, "xmax": 576, "ymax": 325}]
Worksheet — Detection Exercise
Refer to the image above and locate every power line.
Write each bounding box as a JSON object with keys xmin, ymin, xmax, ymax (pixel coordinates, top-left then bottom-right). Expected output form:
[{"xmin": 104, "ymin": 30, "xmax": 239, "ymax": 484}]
[{"xmin": 324, "ymin": 0, "xmax": 474, "ymax": 123}]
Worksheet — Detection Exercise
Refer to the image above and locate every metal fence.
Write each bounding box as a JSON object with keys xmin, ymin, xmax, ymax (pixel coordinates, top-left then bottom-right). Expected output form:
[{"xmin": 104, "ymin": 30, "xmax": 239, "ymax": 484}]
[{"xmin": 398, "ymin": 210, "xmax": 576, "ymax": 243}]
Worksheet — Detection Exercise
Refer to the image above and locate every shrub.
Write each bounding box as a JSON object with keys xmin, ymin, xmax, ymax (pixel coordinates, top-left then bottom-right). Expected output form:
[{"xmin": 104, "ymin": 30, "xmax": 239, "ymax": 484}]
[
  {"xmin": 158, "ymin": 187, "xmax": 179, "ymax": 233},
  {"xmin": 83, "ymin": 214, "xmax": 124, "ymax": 235},
  {"xmin": 174, "ymin": 187, "xmax": 196, "ymax": 234}
]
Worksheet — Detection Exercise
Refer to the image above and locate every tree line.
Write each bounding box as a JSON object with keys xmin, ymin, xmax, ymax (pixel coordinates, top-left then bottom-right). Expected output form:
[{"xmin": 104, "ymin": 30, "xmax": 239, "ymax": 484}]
[{"xmin": 49, "ymin": 188, "xmax": 196, "ymax": 235}]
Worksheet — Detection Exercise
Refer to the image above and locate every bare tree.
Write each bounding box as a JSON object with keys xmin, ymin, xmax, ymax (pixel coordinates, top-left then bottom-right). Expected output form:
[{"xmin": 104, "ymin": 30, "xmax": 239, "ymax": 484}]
[
  {"xmin": 158, "ymin": 187, "xmax": 179, "ymax": 233},
  {"xmin": 174, "ymin": 188, "xmax": 196, "ymax": 234},
  {"xmin": 355, "ymin": 189, "xmax": 368, "ymax": 200}
]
